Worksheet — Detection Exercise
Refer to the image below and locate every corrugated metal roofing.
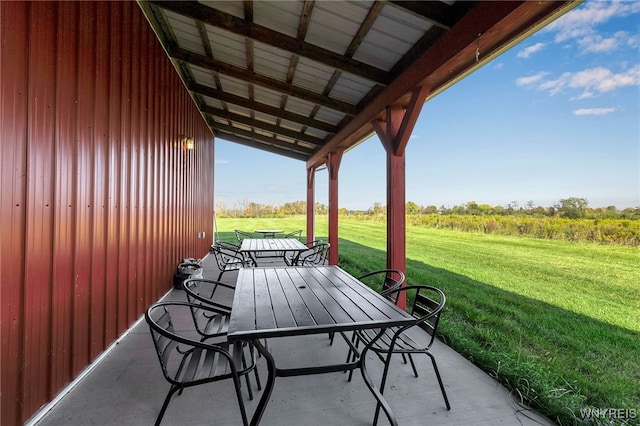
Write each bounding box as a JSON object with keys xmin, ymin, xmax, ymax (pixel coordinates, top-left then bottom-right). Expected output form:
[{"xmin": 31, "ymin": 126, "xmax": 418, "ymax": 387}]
[{"xmin": 140, "ymin": 0, "xmax": 578, "ymax": 167}]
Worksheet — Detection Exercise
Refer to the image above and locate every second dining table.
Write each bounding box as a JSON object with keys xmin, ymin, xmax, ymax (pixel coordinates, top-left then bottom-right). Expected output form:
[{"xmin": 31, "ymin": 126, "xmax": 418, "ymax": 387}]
[
  {"xmin": 239, "ymin": 238, "xmax": 308, "ymax": 266},
  {"xmin": 227, "ymin": 265, "xmax": 416, "ymax": 426}
]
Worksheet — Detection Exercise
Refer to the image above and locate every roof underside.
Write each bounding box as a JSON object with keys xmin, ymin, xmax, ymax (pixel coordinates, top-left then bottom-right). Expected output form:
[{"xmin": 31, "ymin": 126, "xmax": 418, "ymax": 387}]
[{"xmin": 140, "ymin": 1, "xmax": 577, "ymax": 169}]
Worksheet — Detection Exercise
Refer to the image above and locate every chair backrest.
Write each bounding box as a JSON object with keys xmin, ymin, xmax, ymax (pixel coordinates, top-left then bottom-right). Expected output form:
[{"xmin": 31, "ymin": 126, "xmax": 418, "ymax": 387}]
[
  {"xmin": 282, "ymin": 230, "xmax": 302, "ymax": 240},
  {"xmin": 387, "ymin": 285, "xmax": 446, "ymax": 346},
  {"xmin": 183, "ymin": 279, "xmax": 233, "ymax": 340},
  {"xmin": 297, "ymin": 242, "xmax": 330, "ymax": 266},
  {"xmin": 216, "ymin": 240, "xmax": 241, "ymax": 251},
  {"xmin": 145, "ymin": 302, "xmax": 239, "ymax": 384},
  {"xmin": 235, "ymin": 230, "xmax": 254, "ymax": 243},
  {"xmin": 145, "ymin": 302, "xmax": 227, "ymax": 382},
  {"xmin": 184, "ymin": 278, "xmax": 234, "ymax": 312},
  {"xmin": 145, "ymin": 303, "xmax": 179, "ymax": 381},
  {"xmin": 211, "ymin": 243, "xmax": 245, "ymax": 268},
  {"xmin": 358, "ymin": 269, "xmax": 405, "ymax": 304}
]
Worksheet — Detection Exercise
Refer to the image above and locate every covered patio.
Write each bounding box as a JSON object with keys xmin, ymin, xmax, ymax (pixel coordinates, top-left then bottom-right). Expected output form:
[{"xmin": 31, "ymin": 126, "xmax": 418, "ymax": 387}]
[
  {"xmin": 2, "ymin": 1, "xmax": 577, "ymax": 425},
  {"xmin": 31, "ymin": 254, "xmax": 553, "ymax": 426}
]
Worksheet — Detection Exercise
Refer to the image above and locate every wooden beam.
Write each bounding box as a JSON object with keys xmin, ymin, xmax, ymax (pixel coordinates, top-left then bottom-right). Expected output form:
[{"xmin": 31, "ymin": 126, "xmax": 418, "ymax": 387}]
[
  {"xmin": 212, "ymin": 122, "xmax": 315, "ymax": 155},
  {"xmin": 306, "ymin": 166, "xmax": 316, "ymax": 244},
  {"xmin": 189, "ymin": 82, "xmax": 339, "ymax": 134},
  {"xmin": 307, "ymin": 1, "xmax": 574, "ymax": 169},
  {"xmin": 202, "ymin": 105, "xmax": 325, "ymax": 147},
  {"xmin": 214, "ymin": 130, "xmax": 310, "ymax": 161},
  {"xmin": 372, "ymin": 87, "xmax": 428, "ymax": 309},
  {"xmin": 326, "ymin": 150, "xmax": 343, "ymax": 265},
  {"xmin": 150, "ymin": 0, "xmax": 391, "ymax": 85},
  {"xmin": 169, "ymin": 47, "xmax": 358, "ymax": 116},
  {"xmin": 387, "ymin": 0, "xmax": 475, "ymax": 30}
]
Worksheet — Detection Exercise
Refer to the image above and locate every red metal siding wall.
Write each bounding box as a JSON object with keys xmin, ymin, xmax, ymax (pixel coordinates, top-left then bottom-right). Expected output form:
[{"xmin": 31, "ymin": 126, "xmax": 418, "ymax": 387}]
[{"xmin": 0, "ymin": 2, "xmax": 214, "ymax": 424}]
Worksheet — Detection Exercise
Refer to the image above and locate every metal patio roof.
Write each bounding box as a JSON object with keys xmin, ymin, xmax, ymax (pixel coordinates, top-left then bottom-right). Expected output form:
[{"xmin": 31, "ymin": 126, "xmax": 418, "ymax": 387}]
[{"xmin": 140, "ymin": 1, "xmax": 577, "ymax": 169}]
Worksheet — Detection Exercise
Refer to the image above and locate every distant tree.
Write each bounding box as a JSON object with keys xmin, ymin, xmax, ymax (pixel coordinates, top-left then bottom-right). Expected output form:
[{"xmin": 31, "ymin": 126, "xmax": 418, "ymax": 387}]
[
  {"xmin": 451, "ymin": 205, "xmax": 465, "ymax": 215},
  {"xmin": 315, "ymin": 202, "xmax": 327, "ymax": 215},
  {"xmin": 368, "ymin": 202, "xmax": 385, "ymax": 216},
  {"xmin": 466, "ymin": 201, "xmax": 480, "ymax": 215},
  {"xmin": 423, "ymin": 205, "xmax": 439, "ymax": 214},
  {"xmin": 406, "ymin": 201, "xmax": 419, "ymax": 214},
  {"xmin": 557, "ymin": 197, "xmax": 588, "ymax": 219}
]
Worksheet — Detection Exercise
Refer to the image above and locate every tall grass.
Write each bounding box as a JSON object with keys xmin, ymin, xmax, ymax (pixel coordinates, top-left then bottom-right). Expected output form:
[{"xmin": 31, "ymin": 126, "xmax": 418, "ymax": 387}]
[{"xmin": 216, "ymin": 216, "xmax": 640, "ymax": 425}]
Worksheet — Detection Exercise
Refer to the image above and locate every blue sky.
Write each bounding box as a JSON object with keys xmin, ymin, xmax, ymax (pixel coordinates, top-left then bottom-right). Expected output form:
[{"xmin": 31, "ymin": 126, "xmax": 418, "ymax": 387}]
[{"xmin": 214, "ymin": 1, "xmax": 640, "ymax": 211}]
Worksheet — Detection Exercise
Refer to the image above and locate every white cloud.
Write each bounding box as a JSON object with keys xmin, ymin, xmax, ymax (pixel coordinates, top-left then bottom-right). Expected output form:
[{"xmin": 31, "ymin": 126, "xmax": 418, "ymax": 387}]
[
  {"xmin": 578, "ymin": 34, "xmax": 620, "ymax": 53},
  {"xmin": 538, "ymin": 72, "xmax": 572, "ymax": 95},
  {"xmin": 546, "ymin": 0, "xmax": 640, "ymax": 44},
  {"xmin": 516, "ymin": 71, "xmax": 549, "ymax": 86},
  {"xmin": 573, "ymin": 107, "xmax": 616, "ymax": 116},
  {"xmin": 215, "ymin": 159, "xmax": 228, "ymax": 164},
  {"xmin": 517, "ymin": 42, "xmax": 545, "ymax": 58},
  {"xmin": 520, "ymin": 65, "xmax": 640, "ymax": 97}
]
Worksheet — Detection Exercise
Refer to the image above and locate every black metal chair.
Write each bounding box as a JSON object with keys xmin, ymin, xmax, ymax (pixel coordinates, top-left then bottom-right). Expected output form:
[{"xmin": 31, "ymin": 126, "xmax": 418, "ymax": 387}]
[
  {"xmin": 234, "ymin": 229, "xmax": 254, "ymax": 244},
  {"xmin": 330, "ymin": 269, "xmax": 405, "ymax": 345},
  {"xmin": 183, "ymin": 278, "xmax": 262, "ymax": 399},
  {"xmin": 358, "ymin": 269, "xmax": 405, "ymax": 304},
  {"xmin": 290, "ymin": 241, "xmax": 330, "ymax": 266},
  {"xmin": 210, "ymin": 242, "xmax": 250, "ymax": 281},
  {"xmin": 353, "ymin": 285, "xmax": 450, "ymax": 424},
  {"xmin": 183, "ymin": 278, "xmax": 234, "ymax": 339},
  {"xmin": 145, "ymin": 301, "xmax": 254, "ymax": 426},
  {"xmin": 280, "ymin": 229, "xmax": 302, "ymax": 240}
]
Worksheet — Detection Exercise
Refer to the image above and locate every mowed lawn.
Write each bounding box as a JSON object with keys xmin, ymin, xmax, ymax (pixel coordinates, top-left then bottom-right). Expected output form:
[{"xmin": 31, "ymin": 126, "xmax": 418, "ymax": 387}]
[{"xmin": 216, "ymin": 216, "xmax": 640, "ymax": 425}]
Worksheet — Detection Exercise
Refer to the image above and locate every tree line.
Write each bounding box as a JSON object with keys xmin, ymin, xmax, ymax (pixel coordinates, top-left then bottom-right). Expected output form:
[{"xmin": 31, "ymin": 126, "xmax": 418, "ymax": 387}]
[{"xmin": 216, "ymin": 197, "xmax": 639, "ymax": 220}]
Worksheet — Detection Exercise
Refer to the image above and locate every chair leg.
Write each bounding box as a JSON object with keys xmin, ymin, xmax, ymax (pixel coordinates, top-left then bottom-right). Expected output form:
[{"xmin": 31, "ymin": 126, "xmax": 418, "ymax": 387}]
[
  {"xmin": 427, "ymin": 352, "xmax": 451, "ymax": 410},
  {"xmin": 373, "ymin": 352, "xmax": 394, "ymax": 426},
  {"xmin": 346, "ymin": 332, "xmax": 360, "ymax": 382},
  {"xmin": 231, "ymin": 373, "xmax": 250, "ymax": 426},
  {"xmin": 250, "ymin": 342, "xmax": 262, "ymax": 390},
  {"xmin": 155, "ymin": 384, "xmax": 181, "ymax": 426},
  {"xmin": 407, "ymin": 353, "xmax": 419, "ymax": 377},
  {"xmin": 241, "ymin": 350, "xmax": 254, "ymax": 401}
]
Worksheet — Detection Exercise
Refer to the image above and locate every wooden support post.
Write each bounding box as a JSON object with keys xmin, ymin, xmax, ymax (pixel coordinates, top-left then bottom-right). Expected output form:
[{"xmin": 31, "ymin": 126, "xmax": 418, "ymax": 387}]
[
  {"xmin": 306, "ymin": 166, "xmax": 315, "ymax": 244},
  {"xmin": 372, "ymin": 86, "xmax": 429, "ymax": 309},
  {"xmin": 327, "ymin": 150, "xmax": 343, "ymax": 265}
]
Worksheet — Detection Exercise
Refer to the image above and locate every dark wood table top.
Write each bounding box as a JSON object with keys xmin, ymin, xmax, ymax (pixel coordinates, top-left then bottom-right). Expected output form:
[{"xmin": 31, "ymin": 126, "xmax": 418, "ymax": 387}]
[
  {"xmin": 227, "ymin": 265, "xmax": 414, "ymax": 341},
  {"xmin": 239, "ymin": 238, "xmax": 307, "ymax": 253}
]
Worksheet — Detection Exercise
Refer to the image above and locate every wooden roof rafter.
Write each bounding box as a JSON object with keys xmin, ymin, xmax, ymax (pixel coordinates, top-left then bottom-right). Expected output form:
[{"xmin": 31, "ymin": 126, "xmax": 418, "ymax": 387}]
[{"xmin": 139, "ymin": 0, "xmax": 578, "ymax": 164}]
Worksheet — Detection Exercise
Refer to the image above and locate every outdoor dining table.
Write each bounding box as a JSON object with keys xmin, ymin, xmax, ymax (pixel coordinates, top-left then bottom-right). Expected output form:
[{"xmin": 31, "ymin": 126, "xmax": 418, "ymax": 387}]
[
  {"xmin": 254, "ymin": 229, "xmax": 284, "ymax": 238},
  {"xmin": 227, "ymin": 265, "xmax": 416, "ymax": 426},
  {"xmin": 239, "ymin": 238, "xmax": 308, "ymax": 265}
]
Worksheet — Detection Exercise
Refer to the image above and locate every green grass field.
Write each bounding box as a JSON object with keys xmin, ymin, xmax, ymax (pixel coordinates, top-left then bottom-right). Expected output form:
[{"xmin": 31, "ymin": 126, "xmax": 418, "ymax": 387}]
[{"xmin": 216, "ymin": 216, "xmax": 640, "ymax": 425}]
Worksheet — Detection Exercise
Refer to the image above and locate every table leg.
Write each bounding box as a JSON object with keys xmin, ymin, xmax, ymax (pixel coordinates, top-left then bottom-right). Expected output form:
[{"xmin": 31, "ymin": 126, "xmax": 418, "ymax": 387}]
[
  {"xmin": 248, "ymin": 339, "xmax": 275, "ymax": 426},
  {"xmin": 359, "ymin": 329, "xmax": 399, "ymax": 426}
]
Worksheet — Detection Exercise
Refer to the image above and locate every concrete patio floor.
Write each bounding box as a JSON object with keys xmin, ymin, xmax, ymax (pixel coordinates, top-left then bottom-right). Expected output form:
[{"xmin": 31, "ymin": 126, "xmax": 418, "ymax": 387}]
[{"xmin": 30, "ymin": 254, "xmax": 554, "ymax": 426}]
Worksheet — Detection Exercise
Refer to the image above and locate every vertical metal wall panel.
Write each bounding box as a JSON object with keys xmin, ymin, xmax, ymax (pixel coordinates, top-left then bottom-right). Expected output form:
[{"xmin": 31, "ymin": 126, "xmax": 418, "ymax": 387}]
[
  {"xmin": 73, "ymin": 1, "xmax": 96, "ymax": 374},
  {"xmin": 128, "ymin": 5, "xmax": 140, "ymax": 324},
  {"xmin": 1, "ymin": 2, "xmax": 214, "ymax": 424},
  {"xmin": 23, "ymin": 1, "xmax": 56, "ymax": 412},
  {"xmin": 104, "ymin": 0, "xmax": 122, "ymax": 345},
  {"xmin": 116, "ymin": 0, "xmax": 132, "ymax": 336},
  {"xmin": 50, "ymin": 0, "xmax": 79, "ymax": 395},
  {"xmin": 1, "ymin": 3, "xmax": 28, "ymax": 424},
  {"xmin": 90, "ymin": 1, "xmax": 110, "ymax": 359}
]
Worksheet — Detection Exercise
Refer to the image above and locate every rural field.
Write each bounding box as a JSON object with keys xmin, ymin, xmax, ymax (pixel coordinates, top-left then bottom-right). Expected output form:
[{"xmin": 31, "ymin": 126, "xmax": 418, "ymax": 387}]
[{"xmin": 216, "ymin": 216, "xmax": 639, "ymax": 426}]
